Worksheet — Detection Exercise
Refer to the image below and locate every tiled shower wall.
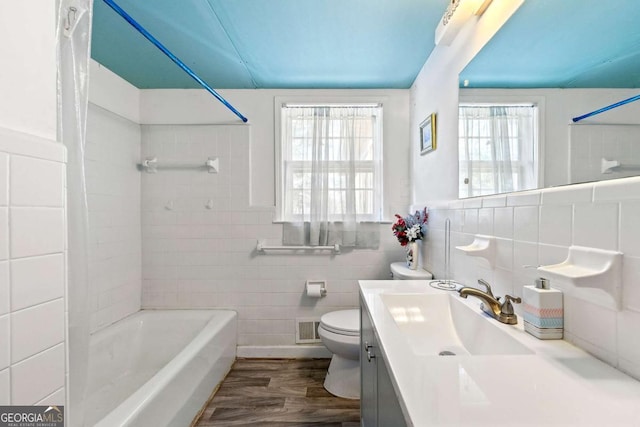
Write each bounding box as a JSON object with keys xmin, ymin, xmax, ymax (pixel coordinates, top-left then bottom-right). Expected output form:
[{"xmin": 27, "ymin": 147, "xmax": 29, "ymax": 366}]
[
  {"xmin": 570, "ymin": 124, "xmax": 640, "ymax": 184},
  {"xmin": 420, "ymin": 176, "xmax": 640, "ymax": 379},
  {"xmin": 0, "ymin": 128, "xmax": 66, "ymax": 405},
  {"xmin": 141, "ymin": 124, "xmax": 403, "ymax": 348},
  {"xmin": 85, "ymin": 103, "xmax": 142, "ymax": 332}
]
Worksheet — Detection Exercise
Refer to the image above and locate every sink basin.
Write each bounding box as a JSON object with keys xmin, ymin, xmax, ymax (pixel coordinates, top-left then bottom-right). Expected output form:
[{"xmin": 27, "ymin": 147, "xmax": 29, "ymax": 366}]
[{"xmin": 379, "ymin": 293, "xmax": 534, "ymax": 356}]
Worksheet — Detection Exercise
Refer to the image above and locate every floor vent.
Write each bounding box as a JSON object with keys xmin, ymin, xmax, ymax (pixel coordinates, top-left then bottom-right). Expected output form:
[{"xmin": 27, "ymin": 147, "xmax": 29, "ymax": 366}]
[{"xmin": 296, "ymin": 318, "xmax": 321, "ymax": 344}]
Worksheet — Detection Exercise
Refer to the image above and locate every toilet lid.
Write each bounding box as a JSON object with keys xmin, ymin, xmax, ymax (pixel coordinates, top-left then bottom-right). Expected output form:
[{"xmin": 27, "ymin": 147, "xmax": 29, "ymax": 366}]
[
  {"xmin": 390, "ymin": 262, "xmax": 433, "ymax": 280},
  {"xmin": 320, "ymin": 309, "xmax": 360, "ymax": 336}
]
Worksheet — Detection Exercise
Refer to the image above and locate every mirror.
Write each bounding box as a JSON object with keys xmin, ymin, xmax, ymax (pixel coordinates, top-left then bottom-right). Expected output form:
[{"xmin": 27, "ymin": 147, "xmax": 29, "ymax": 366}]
[{"xmin": 457, "ymin": 0, "xmax": 640, "ymax": 198}]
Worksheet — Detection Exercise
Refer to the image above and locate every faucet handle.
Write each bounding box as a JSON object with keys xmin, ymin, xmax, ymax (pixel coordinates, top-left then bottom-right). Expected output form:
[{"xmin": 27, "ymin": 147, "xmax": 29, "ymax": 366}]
[
  {"xmin": 500, "ymin": 295, "xmax": 521, "ymax": 315},
  {"xmin": 477, "ymin": 279, "xmax": 494, "ymax": 298}
]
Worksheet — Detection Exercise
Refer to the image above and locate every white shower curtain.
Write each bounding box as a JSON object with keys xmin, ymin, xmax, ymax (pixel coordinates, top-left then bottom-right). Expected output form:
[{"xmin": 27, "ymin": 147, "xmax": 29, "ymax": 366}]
[{"xmin": 57, "ymin": 1, "xmax": 93, "ymax": 425}]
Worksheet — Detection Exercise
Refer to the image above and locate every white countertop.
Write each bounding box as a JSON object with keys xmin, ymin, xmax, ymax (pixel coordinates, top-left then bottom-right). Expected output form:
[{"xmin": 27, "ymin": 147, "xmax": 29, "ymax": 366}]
[{"xmin": 359, "ymin": 280, "xmax": 640, "ymax": 427}]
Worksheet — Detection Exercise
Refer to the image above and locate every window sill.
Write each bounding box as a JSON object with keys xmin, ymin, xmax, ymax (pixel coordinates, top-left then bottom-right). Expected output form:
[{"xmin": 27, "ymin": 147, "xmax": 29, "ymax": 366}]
[{"xmin": 271, "ymin": 220, "xmax": 393, "ymax": 224}]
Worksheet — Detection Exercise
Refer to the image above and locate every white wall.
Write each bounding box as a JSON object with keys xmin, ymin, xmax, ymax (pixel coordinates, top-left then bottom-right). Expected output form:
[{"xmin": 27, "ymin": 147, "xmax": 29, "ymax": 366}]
[
  {"xmin": 411, "ymin": 0, "xmax": 640, "ymax": 378},
  {"xmin": 460, "ymin": 88, "xmax": 640, "ymax": 187},
  {"xmin": 86, "ymin": 62, "xmax": 411, "ymax": 354},
  {"xmin": 0, "ymin": 131, "xmax": 66, "ymax": 406},
  {"xmin": 411, "ymin": 0, "xmax": 524, "ymax": 202},
  {"xmin": 85, "ymin": 104, "xmax": 142, "ymax": 332},
  {"xmin": 87, "ymin": 60, "xmax": 142, "ymax": 332},
  {"xmin": 0, "ymin": 1, "xmax": 57, "ymax": 140},
  {"xmin": 140, "ymin": 89, "xmax": 411, "ymax": 211},
  {"xmin": 570, "ymin": 124, "xmax": 640, "ymax": 183},
  {"xmin": 0, "ymin": 3, "xmax": 64, "ymax": 405},
  {"xmin": 139, "ymin": 89, "xmax": 411, "ymax": 353},
  {"xmin": 139, "ymin": 123, "xmax": 403, "ymax": 350},
  {"xmin": 419, "ymin": 178, "xmax": 640, "ymax": 380},
  {"xmin": 89, "ymin": 61, "xmax": 141, "ymax": 124}
]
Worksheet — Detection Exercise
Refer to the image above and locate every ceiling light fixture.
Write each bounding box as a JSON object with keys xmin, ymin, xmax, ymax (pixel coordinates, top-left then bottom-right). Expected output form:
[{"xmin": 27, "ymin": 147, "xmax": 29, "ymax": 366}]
[{"xmin": 435, "ymin": 0, "xmax": 494, "ymax": 46}]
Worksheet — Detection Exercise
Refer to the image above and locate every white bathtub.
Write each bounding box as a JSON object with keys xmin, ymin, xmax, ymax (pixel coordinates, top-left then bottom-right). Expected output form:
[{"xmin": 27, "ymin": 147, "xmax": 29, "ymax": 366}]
[{"xmin": 83, "ymin": 310, "xmax": 237, "ymax": 427}]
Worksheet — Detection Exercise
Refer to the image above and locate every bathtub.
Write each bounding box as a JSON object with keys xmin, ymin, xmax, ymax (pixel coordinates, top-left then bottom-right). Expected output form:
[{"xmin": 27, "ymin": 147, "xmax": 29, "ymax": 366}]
[{"xmin": 83, "ymin": 310, "xmax": 237, "ymax": 427}]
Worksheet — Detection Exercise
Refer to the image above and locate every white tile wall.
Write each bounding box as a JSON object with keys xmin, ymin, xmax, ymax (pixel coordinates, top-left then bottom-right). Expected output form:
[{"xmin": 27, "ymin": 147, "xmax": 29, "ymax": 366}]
[
  {"xmin": 421, "ymin": 176, "xmax": 640, "ymax": 380},
  {"xmin": 0, "ymin": 262, "xmax": 7, "ymax": 315},
  {"xmin": 0, "ymin": 208, "xmax": 7, "ymax": 260},
  {"xmin": 0, "ymin": 127, "xmax": 66, "ymax": 405},
  {"xmin": 539, "ymin": 205, "xmax": 572, "ymax": 246},
  {"xmin": 0, "ymin": 315, "xmax": 8, "ymax": 370},
  {"xmin": 86, "ymin": 103, "xmax": 142, "ymax": 332},
  {"xmin": 11, "ymin": 299, "xmax": 64, "ymax": 364},
  {"xmin": 573, "ymin": 202, "xmax": 618, "ymax": 250},
  {"xmin": 11, "ymin": 254, "xmax": 64, "ymax": 311},
  {"xmin": 623, "ymin": 256, "xmax": 640, "ymax": 312},
  {"xmin": 570, "ymin": 124, "xmax": 640, "ymax": 184},
  {"xmin": 37, "ymin": 388, "xmax": 65, "ymax": 406},
  {"xmin": 10, "ymin": 155, "xmax": 64, "ymax": 207},
  {"xmin": 618, "ymin": 309, "xmax": 640, "ymax": 379},
  {"xmin": 10, "ymin": 344, "xmax": 65, "ymax": 405},
  {"xmin": 0, "ymin": 153, "xmax": 8, "ymax": 206},
  {"xmin": 10, "ymin": 208, "xmax": 64, "ymax": 258},
  {"xmin": 493, "ymin": 207, "xmax": 513, "ymax": 238},
  {"xmin": 478, "ymin": 208, "xmax": 494, "ymax": 235},
  {"xmin": 0, "ymin": 368, "xmax": 8, "ymax": 405},
  {"xmin": 620, "ymin": 200, "xmax": 640, "ymax": 257},
  {"xmin": 141, "ymin": 124, "xmax": 404, "ymax": 347},
  {"xmin": 513, "ymin": 206, "xmax": 538, "ymax": 243}
]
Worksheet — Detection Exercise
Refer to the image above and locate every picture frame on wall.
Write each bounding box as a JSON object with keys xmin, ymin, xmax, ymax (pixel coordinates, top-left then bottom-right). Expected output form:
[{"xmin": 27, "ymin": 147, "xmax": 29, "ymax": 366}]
[{"xmin": 419, "ymin": 113, "xmax": 437, "ymax": 155}]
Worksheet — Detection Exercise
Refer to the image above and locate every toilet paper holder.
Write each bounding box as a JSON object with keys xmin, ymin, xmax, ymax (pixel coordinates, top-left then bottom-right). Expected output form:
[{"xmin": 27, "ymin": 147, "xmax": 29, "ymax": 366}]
[{"xmin": 306, "ymin": 280, "xmax": 327, "ymax": 297}]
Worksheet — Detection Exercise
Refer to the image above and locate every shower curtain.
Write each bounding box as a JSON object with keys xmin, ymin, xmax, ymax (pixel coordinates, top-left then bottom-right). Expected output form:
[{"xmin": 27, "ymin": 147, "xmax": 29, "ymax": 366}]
[{"xmin": 56, "ymin": 0, "xmax": 93, "ymax": 425}]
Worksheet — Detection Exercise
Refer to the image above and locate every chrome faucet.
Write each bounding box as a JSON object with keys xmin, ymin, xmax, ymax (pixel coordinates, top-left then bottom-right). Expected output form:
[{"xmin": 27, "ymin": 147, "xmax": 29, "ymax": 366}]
[{"xmin": 458, "ymin": 279, "xmax": 521, "ymax": 325}]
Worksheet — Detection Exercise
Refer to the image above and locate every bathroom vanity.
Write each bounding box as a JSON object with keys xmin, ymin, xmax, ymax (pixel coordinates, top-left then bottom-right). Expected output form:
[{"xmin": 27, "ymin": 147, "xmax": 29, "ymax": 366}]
[
  {"xmin": 359, "ymin": 280, "xmax": 640, "ymax": 427},
  {"xmin": 360, "ymin": 295, "xmax": 407, "ymax": 427}
]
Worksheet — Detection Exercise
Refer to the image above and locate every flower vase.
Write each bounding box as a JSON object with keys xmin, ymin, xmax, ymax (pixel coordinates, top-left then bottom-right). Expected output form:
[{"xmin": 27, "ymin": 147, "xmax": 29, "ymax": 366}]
[{"xmin": 405, "ymin": 241, "xmax": 419, "ymax": 270}]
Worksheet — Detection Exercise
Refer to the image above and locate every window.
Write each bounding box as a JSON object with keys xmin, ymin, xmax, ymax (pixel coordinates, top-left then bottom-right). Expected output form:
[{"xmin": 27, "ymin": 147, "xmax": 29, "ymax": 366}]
[
  {"xmin": 278, "ymin": 103, "xmax": 383, "ymax": 222},
  {"xmin": 459, "ymin": 104, "xmax": 538, "ymax": 198}
]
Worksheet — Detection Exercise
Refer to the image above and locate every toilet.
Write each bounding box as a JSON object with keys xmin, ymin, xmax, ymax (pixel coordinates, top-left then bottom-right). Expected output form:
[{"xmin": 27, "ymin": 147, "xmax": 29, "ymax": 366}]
[
  {"xmin": 390, "ymin": 261, "xmax": 433, "ymax": 280},
  {"xmin": 318, "ymin": 309, "xmax": 360, "ymax": 399},
  {"xmin": 318, "ymin": 262, "xmax": 433, "ymax": 399}
]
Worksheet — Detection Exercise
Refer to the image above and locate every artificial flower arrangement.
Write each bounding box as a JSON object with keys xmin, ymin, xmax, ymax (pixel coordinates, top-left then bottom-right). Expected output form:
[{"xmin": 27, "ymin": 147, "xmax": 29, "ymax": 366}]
[{"xmin": 392, "ymin": 207, "xmax": 428, "ymax": 246}]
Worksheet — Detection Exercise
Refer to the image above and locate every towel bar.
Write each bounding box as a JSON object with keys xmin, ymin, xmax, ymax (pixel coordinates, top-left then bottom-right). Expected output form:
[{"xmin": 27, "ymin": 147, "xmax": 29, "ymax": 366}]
[{"xmin": 256, "ymin": 240, "xmax": 340, "ymax": 254}]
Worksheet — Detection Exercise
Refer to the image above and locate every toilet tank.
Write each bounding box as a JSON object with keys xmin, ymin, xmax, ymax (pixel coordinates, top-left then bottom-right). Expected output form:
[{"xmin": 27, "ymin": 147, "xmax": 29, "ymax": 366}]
[{"xmin": 390, "ymin": 262, "xmax": 433, "ymax": 280}]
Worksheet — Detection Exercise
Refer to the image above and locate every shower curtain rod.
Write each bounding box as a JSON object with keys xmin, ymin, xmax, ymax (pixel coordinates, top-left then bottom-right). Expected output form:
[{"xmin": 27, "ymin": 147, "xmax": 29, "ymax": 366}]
[
  {"xmin": 572, "ymin": 94, "xmax": 640, "ymax": 123},
  {"xmin": 101, "ymin": 0, "xmax": 248, "ymax": 123}
]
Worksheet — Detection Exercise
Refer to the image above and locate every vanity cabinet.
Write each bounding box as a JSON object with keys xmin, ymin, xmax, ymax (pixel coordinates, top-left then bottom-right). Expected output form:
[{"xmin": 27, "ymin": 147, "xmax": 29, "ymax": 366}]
[
  {"xmin": 360, "ymin": 296, "xmax": 407, "ymax": 427},
  {"xmin": 360, "ymin": 301, "xmax": 377, "ymax": 426}
]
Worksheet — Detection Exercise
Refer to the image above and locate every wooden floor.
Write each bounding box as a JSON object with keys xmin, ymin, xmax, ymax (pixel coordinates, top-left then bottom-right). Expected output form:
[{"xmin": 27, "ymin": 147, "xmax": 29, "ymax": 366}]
[{"xmin": 194, "ymin": 358, "xmax": 360, "ymax": 426}]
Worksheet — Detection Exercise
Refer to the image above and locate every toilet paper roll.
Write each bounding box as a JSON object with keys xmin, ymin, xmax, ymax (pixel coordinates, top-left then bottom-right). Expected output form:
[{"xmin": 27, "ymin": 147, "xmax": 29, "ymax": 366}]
[{"xmin": 306, "ymin": 280, "xmax": 326, "ymax": 298}]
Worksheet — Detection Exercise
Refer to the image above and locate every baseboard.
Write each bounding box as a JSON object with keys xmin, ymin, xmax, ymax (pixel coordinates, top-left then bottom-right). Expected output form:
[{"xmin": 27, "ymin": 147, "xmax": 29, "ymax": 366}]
[{"xmin": 237, "ymin": 345, "xmax": 332, "ymax": 359}]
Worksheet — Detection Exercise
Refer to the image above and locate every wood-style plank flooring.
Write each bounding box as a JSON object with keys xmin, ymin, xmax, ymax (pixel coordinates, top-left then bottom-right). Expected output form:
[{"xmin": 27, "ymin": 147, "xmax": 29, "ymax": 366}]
[{"xmin": 194, "ymin": 358, "xmax": 360, "ymax": 426}]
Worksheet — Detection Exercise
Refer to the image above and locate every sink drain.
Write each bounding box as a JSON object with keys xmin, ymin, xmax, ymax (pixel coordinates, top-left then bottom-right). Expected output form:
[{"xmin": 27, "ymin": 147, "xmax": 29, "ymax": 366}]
[{"xmin": 438, "ymin": 350, "xmax": 456, "ymax": 356}]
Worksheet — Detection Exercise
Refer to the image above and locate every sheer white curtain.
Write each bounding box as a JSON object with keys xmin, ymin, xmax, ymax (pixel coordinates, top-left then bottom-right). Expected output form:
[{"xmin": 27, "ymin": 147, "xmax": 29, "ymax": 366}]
[
  {"xmin": 489, "ymin": 106, "xmax": 515, "ymax": 192},
  {"xmin": 459, "ymin": 104, "xmax": 537, "ymax": 197},
  {"xmin": 281, "ymin": 105, "xmax": 382, "ymax": 248}
]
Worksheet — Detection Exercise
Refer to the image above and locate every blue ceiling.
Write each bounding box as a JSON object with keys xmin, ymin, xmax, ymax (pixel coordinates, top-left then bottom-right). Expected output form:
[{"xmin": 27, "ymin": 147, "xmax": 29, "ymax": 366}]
[
  {"xmin": 91, "ymin": 0, "xmax": 449, "ymax": 89},
  {"xmin": 460, "ymin": 0, "xmax": 640, "ymax": 88},
  {"xmin": 92, "ymin": 0, "xmax": 640, "ymax": 90}
]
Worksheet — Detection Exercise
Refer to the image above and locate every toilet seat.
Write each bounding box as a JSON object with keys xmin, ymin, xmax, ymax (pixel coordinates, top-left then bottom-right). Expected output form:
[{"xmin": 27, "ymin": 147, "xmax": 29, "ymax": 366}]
[{"xmin": 320, "ymin": 309, "xmax": 359, "ymax": 337}]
